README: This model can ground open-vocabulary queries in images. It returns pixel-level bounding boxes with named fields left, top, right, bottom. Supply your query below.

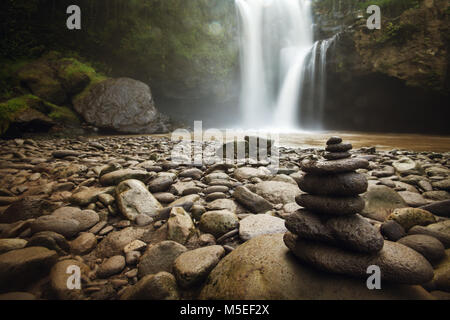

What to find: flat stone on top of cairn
left=326, top=136, right=342, bottom=145
left=285, top=136, right=434, bottom=285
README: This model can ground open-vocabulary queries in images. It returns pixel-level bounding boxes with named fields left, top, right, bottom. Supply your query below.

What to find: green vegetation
left=0, top=94, right=80, bottom=134
left=0, top=0, right=238, bottom=101
left=59, top=58, right=106, bottom=84
left=59, top=57, right=108, bottom=103
left=358, top=0, right=420, bottom=17
left=0, top=95, right=39, bottom=134
left=48, top=104, right=81, bottom=125
left=375, top=21, right=420, bottom=45
left=0, top=59, right=31, bottom=101
left=313, top=0, right=421, bottom=18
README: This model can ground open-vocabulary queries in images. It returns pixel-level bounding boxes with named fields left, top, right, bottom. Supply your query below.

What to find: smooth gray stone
left=298, top=172, right=368, bottom=196
left=296, top=194, right=365, bottom=216
left=300, top=158, right=369, bottom=175
left=325, top=143, right=352, bottom=153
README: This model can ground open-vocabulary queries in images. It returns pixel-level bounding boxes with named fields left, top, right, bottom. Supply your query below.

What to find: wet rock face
left=74, top=78, right=170, bottom=134
left=322, top=1, right=450, bottom=135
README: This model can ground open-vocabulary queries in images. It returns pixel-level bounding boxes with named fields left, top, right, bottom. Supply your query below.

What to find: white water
left=236, top=0, right=332, bottom=130
left=301, top=35, right=336, bottom=129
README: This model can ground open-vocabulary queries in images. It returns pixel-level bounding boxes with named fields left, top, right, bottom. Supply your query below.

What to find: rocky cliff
left=322, top=0, right=450, bottom=133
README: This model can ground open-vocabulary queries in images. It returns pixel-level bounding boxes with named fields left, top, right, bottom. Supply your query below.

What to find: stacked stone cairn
left=284, top=136, right=434, bottom=285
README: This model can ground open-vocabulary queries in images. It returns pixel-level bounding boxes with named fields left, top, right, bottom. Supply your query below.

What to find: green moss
left=358, top=0, right=420, bottom=17
left=375, top=22, right=419, bottom=45
left=59, top=57, right=108, bottom=104
left=58, top=57, right=107, bottom=85
left=0, top=95, right=34, bottom=134
left=48, top=105, right=81, bottom=126
left=0, top=59, right=31, bottom=100
left=0, top=94, right=80, bottom=135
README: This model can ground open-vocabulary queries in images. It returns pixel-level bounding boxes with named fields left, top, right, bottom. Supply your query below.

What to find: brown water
left=104, top=131, right=450, bottom=153
left=279, top=131, right=450, bottom=152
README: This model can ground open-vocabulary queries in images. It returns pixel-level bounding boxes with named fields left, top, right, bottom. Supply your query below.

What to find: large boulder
left=199, top=234, right=432, bottom=300
left=16, top=60, right=67, bottom=105
left=73, top=78, right=169, bottom=134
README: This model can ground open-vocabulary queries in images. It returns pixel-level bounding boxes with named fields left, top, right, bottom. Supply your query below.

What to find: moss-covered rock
left=0, top=95, right=53, bottom=135
left=330, top=0, right=449, bottom=93
left=56, top=57, right=107, bottom=98
left=17, top=59, right=67, bottom=105
left=0, top=94, right=80, bottom=136
left=2, top=1, right=239, bottom=107
left=14, top=53, right=108, bottom=106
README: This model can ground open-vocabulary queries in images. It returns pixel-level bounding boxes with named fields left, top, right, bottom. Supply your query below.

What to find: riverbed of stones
left=0, top=135, right=449, bottom=300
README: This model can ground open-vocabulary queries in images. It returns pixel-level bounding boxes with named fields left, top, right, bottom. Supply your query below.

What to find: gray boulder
left=73, top=78, right=169, bottom=133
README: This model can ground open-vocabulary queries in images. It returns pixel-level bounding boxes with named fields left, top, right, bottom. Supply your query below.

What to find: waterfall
left=235, top=0, right=332, bottom=130
left=301, top=35, right=337, bottom=129
left=235, top=0, right=269, bottom=128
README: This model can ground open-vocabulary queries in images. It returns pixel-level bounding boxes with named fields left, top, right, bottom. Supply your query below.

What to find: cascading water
left=235, top=0, right=334, bottom=130
left=301, top=34, right=337, bottom=129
